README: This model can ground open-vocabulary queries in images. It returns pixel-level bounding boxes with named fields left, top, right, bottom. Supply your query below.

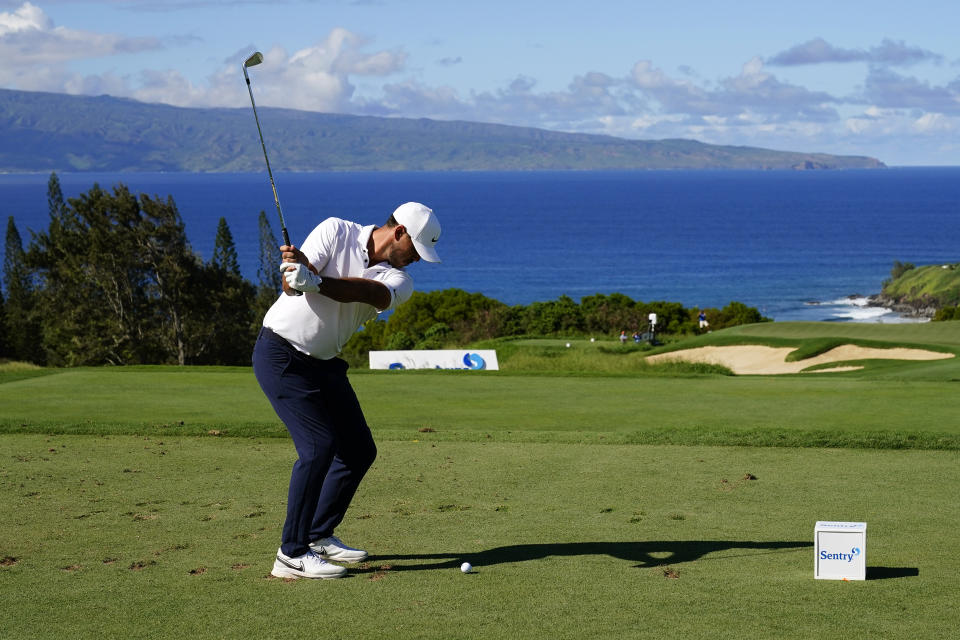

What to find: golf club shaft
left=243, top=54, right=300, bottom=296
left=243, top=70, right=291, bottom=247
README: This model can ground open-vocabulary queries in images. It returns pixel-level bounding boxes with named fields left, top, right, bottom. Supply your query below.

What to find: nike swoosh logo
left=431, top=235, right=439, bottom=243
left=277, top=556, right=304, bottom=572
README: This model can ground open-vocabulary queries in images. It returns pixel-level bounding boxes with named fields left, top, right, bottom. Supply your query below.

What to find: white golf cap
left=393, top=202, right=441, bottom=263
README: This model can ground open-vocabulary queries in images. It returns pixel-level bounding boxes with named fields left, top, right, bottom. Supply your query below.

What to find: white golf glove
left=281, top=263, right=322, bottom=293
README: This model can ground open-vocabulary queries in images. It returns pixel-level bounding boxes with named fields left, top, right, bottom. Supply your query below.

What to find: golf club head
left=244, top=52, right=264, bottom=68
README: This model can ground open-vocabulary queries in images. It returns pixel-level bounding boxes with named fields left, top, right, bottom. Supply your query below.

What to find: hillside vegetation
left=874, top=261, right=960, bottom=318
left=0, top=88, right=886, bottom=172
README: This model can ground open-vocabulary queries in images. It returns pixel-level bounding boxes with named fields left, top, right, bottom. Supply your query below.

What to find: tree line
left=2, top=174, right=279, bottom=366
left=2, top=176, right=769, bottom=367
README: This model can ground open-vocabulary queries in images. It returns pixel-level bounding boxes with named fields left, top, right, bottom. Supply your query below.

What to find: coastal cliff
left=870, top=262, right=960, bottom=318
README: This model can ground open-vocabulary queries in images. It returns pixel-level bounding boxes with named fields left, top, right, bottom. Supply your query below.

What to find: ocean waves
left=799, top=296, right=928, bottom=323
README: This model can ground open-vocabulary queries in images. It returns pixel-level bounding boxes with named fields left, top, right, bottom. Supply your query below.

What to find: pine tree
left=24, top=177, right=260, bottom=366
left=0, top=278, right=8, bottom=358
left=187, top=260, right=257, bottom=365
left=211, top=217, right=241, bottom=275
left=47, top=172, right=70, bottom=226
left=177, top=216, right=255, bottom=364
left=254, top=210, right=282, bottom=322
left=256, top=211, right=281, bottom=292
left=3, top=216, right=37, bottom=362
left=136, top=193, right=209, bottom=365
left=27, top=183, right=154, bottom=365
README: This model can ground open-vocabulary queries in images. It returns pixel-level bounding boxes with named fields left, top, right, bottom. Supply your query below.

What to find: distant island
left=0, top=88, right=886, bottom=173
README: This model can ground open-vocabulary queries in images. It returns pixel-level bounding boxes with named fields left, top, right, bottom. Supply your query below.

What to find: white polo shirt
left=263, top=217, right=414, bottom=359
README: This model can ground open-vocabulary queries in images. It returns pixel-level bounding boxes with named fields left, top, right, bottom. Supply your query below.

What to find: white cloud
left=768, top=37, right=942, bottom=67
left=0, top=1, right=50, bottom=33
left=730, top=57, right=768, bottom=89
left=231, top=32, right=407, bottom=113
left=861, top=67, right=960, bottom=113
left=0, top=5, right=405, bottom=113
left=844, top=107, right=959, bottom=139
left=630, top=60, right=675, bottom=89
left=913, top=112, right=955, bottom=133
left=0, top=2, right=160, bottom=71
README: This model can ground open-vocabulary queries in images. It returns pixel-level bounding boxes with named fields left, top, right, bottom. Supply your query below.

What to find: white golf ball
left=565, top=343, right=571, bottom=348
left=460, top=562, right=472, bottom=573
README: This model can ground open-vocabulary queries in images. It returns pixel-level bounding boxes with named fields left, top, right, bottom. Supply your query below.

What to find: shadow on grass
left=369, top=540, right=812, bottom=572
left=867, top=566, right=919, bottom=580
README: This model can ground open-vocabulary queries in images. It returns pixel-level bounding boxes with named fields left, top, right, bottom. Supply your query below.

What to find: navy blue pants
left=253, top=328, right=377, bottom=557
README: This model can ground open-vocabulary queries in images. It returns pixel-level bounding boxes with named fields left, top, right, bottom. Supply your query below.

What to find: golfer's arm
left=315, top=276, right=391, bottom=309
left=279, top=245, right=390, bottom=308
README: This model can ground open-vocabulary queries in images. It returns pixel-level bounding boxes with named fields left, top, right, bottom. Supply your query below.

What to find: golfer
left=253, top=202, right=441, bottom=579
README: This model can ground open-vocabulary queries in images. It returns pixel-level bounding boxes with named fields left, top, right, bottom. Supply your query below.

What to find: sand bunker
left=646, top=344, right=954, bottom=375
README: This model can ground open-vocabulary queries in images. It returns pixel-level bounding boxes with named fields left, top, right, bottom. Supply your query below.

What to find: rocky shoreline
left=867, top=293, right=938, bottom=319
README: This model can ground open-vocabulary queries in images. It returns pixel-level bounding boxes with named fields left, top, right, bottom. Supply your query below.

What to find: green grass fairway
left=725, top=320, right=960, bottom=347
left=1, top=434, right=956, bottom=639
left=1, top=364, right=958, bottom=449
left=3, top=321, right=959, bottom=638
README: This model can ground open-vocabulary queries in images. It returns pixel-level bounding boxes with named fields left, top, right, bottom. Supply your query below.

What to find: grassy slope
left=722, top=320, right=960, bottom=346
left=881, top=264, right=960, bottom=306
left=2, top=322, right=959, bottom=449
left=0, top=365, right=958, bottom=449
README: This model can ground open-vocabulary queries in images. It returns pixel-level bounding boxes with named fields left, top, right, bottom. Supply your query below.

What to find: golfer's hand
left=282, top=262, right=322, bottom=293
left=280, top=245, right=319, bottom=274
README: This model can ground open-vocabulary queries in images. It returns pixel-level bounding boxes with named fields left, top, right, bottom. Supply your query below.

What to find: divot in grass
left=660, top=567, right=680, bottom=579
left=264, top=573, right=297, bottom=583
left=369, top=564, right=392, bottom=581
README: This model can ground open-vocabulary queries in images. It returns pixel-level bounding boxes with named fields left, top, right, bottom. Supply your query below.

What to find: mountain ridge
left=0, top=88, right=886, bottom=172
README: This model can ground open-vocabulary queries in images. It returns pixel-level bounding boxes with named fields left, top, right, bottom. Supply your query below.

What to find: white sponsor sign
left=815, top=521, right=867, bottom=580
left=369, top=350, right=499, bottom=371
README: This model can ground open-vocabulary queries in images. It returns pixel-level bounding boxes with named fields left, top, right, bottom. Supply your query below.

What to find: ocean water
left=2, top=168, right=959, bottom=322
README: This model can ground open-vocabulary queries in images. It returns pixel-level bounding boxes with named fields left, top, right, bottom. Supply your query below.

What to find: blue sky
left=1, top=0, right=958, bottom=165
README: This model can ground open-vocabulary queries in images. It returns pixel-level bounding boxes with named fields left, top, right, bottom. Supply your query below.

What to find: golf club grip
left=280, top=227, right=303, bottom=297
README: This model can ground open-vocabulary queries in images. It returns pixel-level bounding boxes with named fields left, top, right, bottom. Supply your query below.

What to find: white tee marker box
left=815, top=521, right=867, bottom=580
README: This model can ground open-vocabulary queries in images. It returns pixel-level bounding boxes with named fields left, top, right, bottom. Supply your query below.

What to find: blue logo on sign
left=462, top=353, right=486, bottom=370
left=820, top=547, right=861, bottom=563
left=389, top=362, right=405, bottom=370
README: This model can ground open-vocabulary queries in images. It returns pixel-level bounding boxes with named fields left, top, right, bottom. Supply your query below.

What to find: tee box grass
left=1, top=436, right=957, bottom=639
left=1, top=320, right=959, bottom=638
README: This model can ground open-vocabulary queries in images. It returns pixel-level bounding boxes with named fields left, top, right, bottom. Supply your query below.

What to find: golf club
left=242, top=51, right=301, bottom=295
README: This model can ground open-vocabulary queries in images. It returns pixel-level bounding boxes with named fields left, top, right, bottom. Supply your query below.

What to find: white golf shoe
left=271, top=548, right=347, bottom=579
left=309, top=535, right=369, bottom=563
